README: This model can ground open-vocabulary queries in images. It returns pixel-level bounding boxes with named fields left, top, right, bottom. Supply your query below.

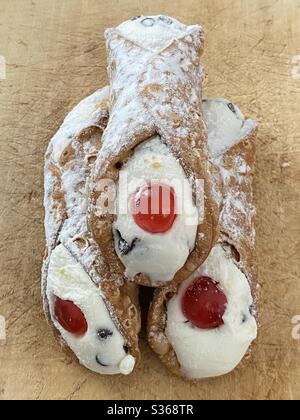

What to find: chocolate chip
left=97, top=329, right=113, bottom=340
left=159, top=16, right=173, bottom=25
left=227, top=102, right=236, bottom=114
left=132, top=16, right=141, bottom=21
left=96, top=355, right=109, bottom=367
left=249, top=304, right=256, bottom=317
left=116, top=230, right=139, bottom=255
left=115, top=161, right=123, bottom=170
left=141, top=17, right=155, bottom=27
left=123, top=345, right=129, bottom=353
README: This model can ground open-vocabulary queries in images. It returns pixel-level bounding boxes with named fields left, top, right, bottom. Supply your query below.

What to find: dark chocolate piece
left=97, top=329, right=113, bottom=340
left=159, top=16, right=173, bottom=25
left=227, top=102, right=236, bottom=114
left=242, top=314, right=248, bottom=323
left=116, top=230, right=139, bottom=255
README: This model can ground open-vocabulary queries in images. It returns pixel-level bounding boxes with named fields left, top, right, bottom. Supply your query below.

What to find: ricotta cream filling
left=114, top=137, right=198, bottom=285
left=166, top=245, right=257, bottom=379
left=46, top=244, right=135, bottom=375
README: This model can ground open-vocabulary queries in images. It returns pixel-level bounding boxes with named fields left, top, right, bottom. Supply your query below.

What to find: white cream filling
left=166, top=244, right=257, bottom=379
left=46, top=244, right=135, bottom=375
left=117, top=15, right=199, bottom=52
left=203, top=99, right=256, bottom=158
left=114, top=137, right=198, bottom=285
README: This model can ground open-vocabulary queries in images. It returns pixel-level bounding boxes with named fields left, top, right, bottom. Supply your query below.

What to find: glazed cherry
left=54, top=296, right=88, bottom=336
left=130, top=183, right=176, bottom=234
left=182, top=276, right=228, bottom=329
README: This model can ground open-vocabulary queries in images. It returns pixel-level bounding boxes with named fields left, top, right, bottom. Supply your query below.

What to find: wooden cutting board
left=0, top=0, right=299, bottom=400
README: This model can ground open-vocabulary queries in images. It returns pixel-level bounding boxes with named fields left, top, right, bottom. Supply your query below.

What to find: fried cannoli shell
left=43, top=88, right=140, bottom=367
left=147, top=123, right=258, bottom=379
left=88, top=27, right=219, bottom=287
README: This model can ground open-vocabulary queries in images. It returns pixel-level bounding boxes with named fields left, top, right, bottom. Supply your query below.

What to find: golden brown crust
left=219, top=128, right=258, bottom=295
left=147, top=127, right=258, bottom=379
left=88, top=28, right=219, bottom=287
left=43, top=94, right=141, bottom=369
left=147, top=287, right=182, bottom=378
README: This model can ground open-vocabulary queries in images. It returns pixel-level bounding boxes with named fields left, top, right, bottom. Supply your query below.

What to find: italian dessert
left=43, top=15, right=258, bottom=379
left=43, top=87, right=140, bottom=375
left=147, top=99, right=258, bottom=379
left=88, top=15, right=219, bottom=287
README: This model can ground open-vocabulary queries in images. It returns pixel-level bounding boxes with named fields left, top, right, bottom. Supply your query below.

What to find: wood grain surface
left=0, top=0, right=300, bottom=400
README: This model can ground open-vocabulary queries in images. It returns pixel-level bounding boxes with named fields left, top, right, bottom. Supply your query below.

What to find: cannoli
left=147, top=99, right=258, bottom=379
left=42, top=87, right=140, bottom=375
left=88, top=16, right=219, bottom=287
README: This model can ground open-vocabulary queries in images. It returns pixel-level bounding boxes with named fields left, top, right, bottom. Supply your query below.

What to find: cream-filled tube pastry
left=42, top=87, right=140, bottom=375
left=88, top=16, right=219, bottom=287
left=147, top=99, right=258, bottom=379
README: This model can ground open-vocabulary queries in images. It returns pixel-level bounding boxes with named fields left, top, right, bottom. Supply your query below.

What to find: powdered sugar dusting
left=44, top=88, right=109, bottom=285
left=204, top=99, right=257, bottom=250
left=218, top=146, right=256, bottom=249
left=203, top=99, right=256, bottom=158
left=44, top=166, right=64, bottom=249
left=94, top=21, right=205, bottom=171
left=50, top=87, right=109, bottom=163
left=117, top=16, right=200, bottom=53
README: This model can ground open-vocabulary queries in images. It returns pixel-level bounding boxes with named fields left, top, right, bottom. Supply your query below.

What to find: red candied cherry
left=130, top=183, right=176, bottom=234
left=54, top=296, right=88, bottom=336
left=182, top=276, right=228, bottom=329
